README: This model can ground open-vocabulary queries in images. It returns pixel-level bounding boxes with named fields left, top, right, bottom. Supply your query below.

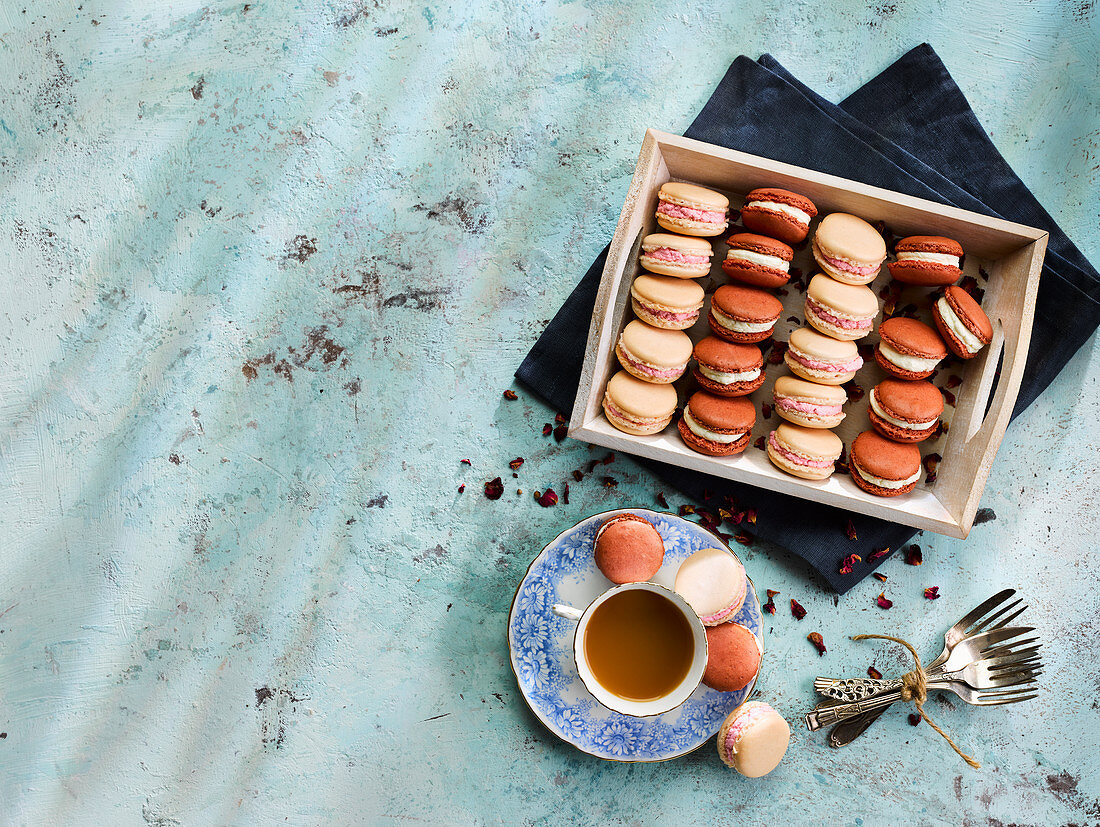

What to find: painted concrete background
left=0, top=0, right=1097, bottom=823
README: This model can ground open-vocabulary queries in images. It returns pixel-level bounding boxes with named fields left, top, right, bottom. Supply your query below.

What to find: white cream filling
left=724, top=249, right=790, bottom=272
left=897, top=251, right=960, bottom=266
left=683, top=409, right=744, bottom=444
left=869, top=390, right=937, bottom=430
left=936, top=297, right=984, bottom=354
left=698, top=364, right=761, bottom=384
left=711, top=306, right=775, bottom=333
left=746, top=200, right=811, bottom=225
left=854, top=461, right=922, bottom=489
left=879, top=341, right=940, bottom=372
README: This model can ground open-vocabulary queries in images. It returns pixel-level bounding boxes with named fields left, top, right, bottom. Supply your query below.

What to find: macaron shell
left=728, top=711, right=791, bottom=778
left=709, top=284, right=783, bottom=343
left=658, top=182, right=730, bottom=210
left=721, top=234, right=793, bottom=288
left=870, top=379, right=943, bottom=442
left=773, top=376, right=847, bottom=428
left=593, top=514, right=665, bottom=584
left=740, top=189, right=817, bottom=245
left=693, top=367, right=766, bottom=397
left=850, top=460, right=918, bottom=497
left=807, top=274, right=880, bottom=317
left=868, top=407, right=938, bottom=443
left=702, top=622, right=761, bottom=692
left=876, top=317, right=946, bottom=379
left=631, top=274, right=705, bottom=330
left=602, top=371, right=677, bottom=434
left=812, top=213, right=887, bottom=267
left=640, top=233, right=713, bottom=278
left=849, top=429, right=922, bottom=493
left=934, top=286, right=993, bottom=359
left=673, top=547, right=747, bottom=622
left=887, top=258, right=961, bottom=287
left=678, top=419, right=751, bottom=456
left=895, top=235, right=964, bottom=256
left=686, top=391, right=757, bottom=432
left=618, top=320, right=693, bottom=367
left=692, top=337, right=766, bottom=395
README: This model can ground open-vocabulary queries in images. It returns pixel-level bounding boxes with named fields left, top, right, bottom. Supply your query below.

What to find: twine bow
left=853, top=633, right=981, bottom=769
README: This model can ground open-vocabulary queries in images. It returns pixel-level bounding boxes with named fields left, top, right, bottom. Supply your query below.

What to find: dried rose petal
left=761, top=402, right=773, bottom=419
left=946, top=374, right=963, bottom=389
left=924, top=453, right=941, bottom=484
left=601, top=476, right=618, bottom=488
left=786, top=315, right=800, bottom=324
left=460, top=459, right=472, bottom=466
left=656, top=492, right=669, bottom=509
left=553, top=425, right=568, bottom=442
left=836, top=445, right=849, bottom=474
left=535, top=488, right=558, bottom=507
left=775, top=287, right=789, bottom=297
left=869, top=545, right=891, bottom=562
left=702, top=488, right=713, bottom=501
left=555, top=413, right=567, bottom=425
left=845, top=519, right=858, bottom=541
left=791, top=599, right=807, bottom=620
left=868, top=666, right=883, bottom=680
left=754, top=435, right=766, bottom=450
left=898, top=303, right=920, bottom=319
left=745, top=508, right=757, bottom=525
left=808, top=632, right=827, bottom=656
left=602, top=452, right=615, bottom=465
left=562, top=483, right=570, bottom=505
left=857, top=343, right=875, bottom=362
left=876, top=592, right=893, bottom=610
left=484, top=478, right=504, bottom=499
left=572, top=470, right=584, bottom=482
left=904, top=544, right=923, bottom=566
left=959, top=275, right=980, bottom=296
left=924, top=586, right=940, bottom=600
left=843, top=381, right=865, bottom=403
left=502, top=389, right=518, bottom=400
left=872, top=572, right=888, bottom=582
left=763, top=589, right=779, bottom=615
left=509, top=457, right=524, bottom=471
left=734, top=531, right=753, bottom=546
left=767, top=341, right=787, bottom=365
left=458, top=484, right=465, bottom=493
left=974, top=507, right=996, bottom=525
left=839, top=553, right=862, bottom=575
left=679, top=504, right=696, bottom=516
left=908, top=713, right=921, bottom=727
left=585, top=459, right=600, bottom=473
left=542, top=424, right=552, bottom=437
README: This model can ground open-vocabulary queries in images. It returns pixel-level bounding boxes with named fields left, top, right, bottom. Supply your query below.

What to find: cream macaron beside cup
left=717, top=702, right=791, bottom=777
left=614, top=320, right=692, bottom=385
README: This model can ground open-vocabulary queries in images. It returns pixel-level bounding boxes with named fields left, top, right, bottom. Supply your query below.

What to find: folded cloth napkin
left=516, top=44, right=1100, bottom=593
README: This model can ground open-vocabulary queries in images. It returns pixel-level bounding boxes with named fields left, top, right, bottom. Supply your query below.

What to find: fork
left=826, top=589, right=1027, bottom=746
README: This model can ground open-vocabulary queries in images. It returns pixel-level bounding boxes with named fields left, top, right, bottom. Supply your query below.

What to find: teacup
left=552, top=581, right=708, bottom=717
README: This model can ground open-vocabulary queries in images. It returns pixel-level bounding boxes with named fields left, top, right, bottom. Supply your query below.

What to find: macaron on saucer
left=721, top=233, right=794, bottom=288
left=508, top=509, right=764, bottom=763
left=738, top=187, right=818, bottom=245
left=702, top=621, right=761, bottom=692
left=674, top=547, right=748, bottom=626
left=655, top=182, right=729, bottom=237
left=772, top=375, right=847, bottom=429
left=691, top=336, right=765, bottom=397
left=784, top=326, right=864, bottom=385
left=716, top=702, right=791, bottom=777
left=614, top=320, right=692, bottom=385
left=804, top=274, right=879, bottom=341
left=677, top=391, right=756, bottom=457
left=933, top=285, right=993, bottom=359
left=630, top=274, right=706, bottom=331
left=869, top=379, right=944, bottom=443
left=875, top=317, right=948, bottom=380
left=887, top=236, right=964, bottom=286
left=593, top=513, right=665, bottom=584
left=639, top=233, right=714, bottom=278
left=708, top=284, right=783, bottom=344
left=849, top=430, right=922, bottom=497
left=766, top=422, right=843, bottom=480
left=601, top=370, right=677, bottom=436
left=811, top=213, right=887, bottom=285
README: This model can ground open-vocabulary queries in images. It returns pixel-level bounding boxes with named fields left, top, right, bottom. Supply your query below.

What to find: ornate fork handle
left=805, top=682, right=948, bottom=731
left=813, top=676, right=904, bottom=702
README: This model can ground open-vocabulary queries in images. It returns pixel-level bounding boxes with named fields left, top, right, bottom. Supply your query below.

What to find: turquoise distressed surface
left=1, top=0, right=1097, bottom=822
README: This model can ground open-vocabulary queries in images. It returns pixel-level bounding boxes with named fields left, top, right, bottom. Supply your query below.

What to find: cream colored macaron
left=784, top=326, right=865, bottom=385
left=716, top=701, right=791, bottom=777
left=639, top=233, right=713, bottom=278
left=804, top=274, right=879, bottom=341
left=655, top=182, right=729, bottom=237
left=630, top=274, right=705, bottom=330
left=601, top=370, right=678, bottom=435
left=773, top=375, right=847, bottom=428
left=614, top=320, right=692, bottom=385
left=812, top=213, right=887, bottom=285
left=766, top=422, right=843, bottom=480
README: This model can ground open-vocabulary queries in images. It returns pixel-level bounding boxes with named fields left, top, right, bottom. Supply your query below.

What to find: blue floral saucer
left=507, top=508, right=764, bottom=762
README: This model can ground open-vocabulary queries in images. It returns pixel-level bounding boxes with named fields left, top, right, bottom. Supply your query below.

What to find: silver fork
left=826, top=589, right=1027, bottom=746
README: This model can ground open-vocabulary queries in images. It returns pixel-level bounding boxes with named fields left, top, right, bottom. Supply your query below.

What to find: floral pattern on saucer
left=508, top=509, right=764, bottom=762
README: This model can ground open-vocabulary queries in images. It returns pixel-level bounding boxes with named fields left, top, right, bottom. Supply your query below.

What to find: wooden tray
left=568, top=130, right=1047, bottom=539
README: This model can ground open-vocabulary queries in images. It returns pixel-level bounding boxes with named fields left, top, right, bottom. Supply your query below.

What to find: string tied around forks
left=853, top=633, right=981, bottom=769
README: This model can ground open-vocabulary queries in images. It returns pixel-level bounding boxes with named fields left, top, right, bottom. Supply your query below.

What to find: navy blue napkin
left=516, top=45, right=1100, bottom=594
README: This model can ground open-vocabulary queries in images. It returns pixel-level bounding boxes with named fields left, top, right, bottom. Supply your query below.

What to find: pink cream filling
left=775, top=398, right=843, bottom=416
left=723, top=703, right=772, bottom=760
left=644, top=247, right=709, bottom=264
left=619, top=350, right=685, bottom=380
left=701, top=599, right=742, bottom=625
left=787, top=348, right=864, bottom=373
left=768, top=432, right=835, bottom=468
left=807, top=299, right=872, bottom=330
left=605, top=400, right=662, bottom=427
left=657, top=201, right=725, bottom=224
left=822, top=253, right=880, bottom=276
left=637, top=302, right=698, bottom=322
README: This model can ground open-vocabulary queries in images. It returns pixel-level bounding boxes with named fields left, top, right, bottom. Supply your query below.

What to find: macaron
left=804, top=274, right=879, bottom=341
left=630, top=274, right=705, bottom=331
left=772, top=375, right=847, bottom=429
left=739, top=188, right=818, bottom=245
left=708, top=284, right=783, bottom=344
left=869, top=379, right=944, bottom=443
left=655, top=182, right=729, bottom=237
left=702, top=622, right=761, bottom=692
left=615, top=320, right=693, bottom=385
left=887, top=236, right=964, bottom=286
left=933, top=285, right=993, bottom=359
left=784, top=326, right=864, bottom=385
left=716, top=702, right=791, bottom=778
left=593, top=513, right=665, bottom=584
left=811, top=213, right=887, bottom=285
left=849, top=430, right=923, bottom=497
left=875, top=317, right=947, bottom=380
left=639, top=233, right=714, bottom=278
left=602, top=370, right=677, bottom=436
left=721, top=233, right=794, bottom=288
left=766, top=422, right=843, bottom=481
left=677, top=392, right=756, bottom=457
left=674, top=547, right=747, bottom=626
left=691, top=336, right=765, bottom=397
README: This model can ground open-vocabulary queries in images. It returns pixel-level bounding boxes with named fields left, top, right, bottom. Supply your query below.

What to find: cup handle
left=551, top=603, right=583, bottom=622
